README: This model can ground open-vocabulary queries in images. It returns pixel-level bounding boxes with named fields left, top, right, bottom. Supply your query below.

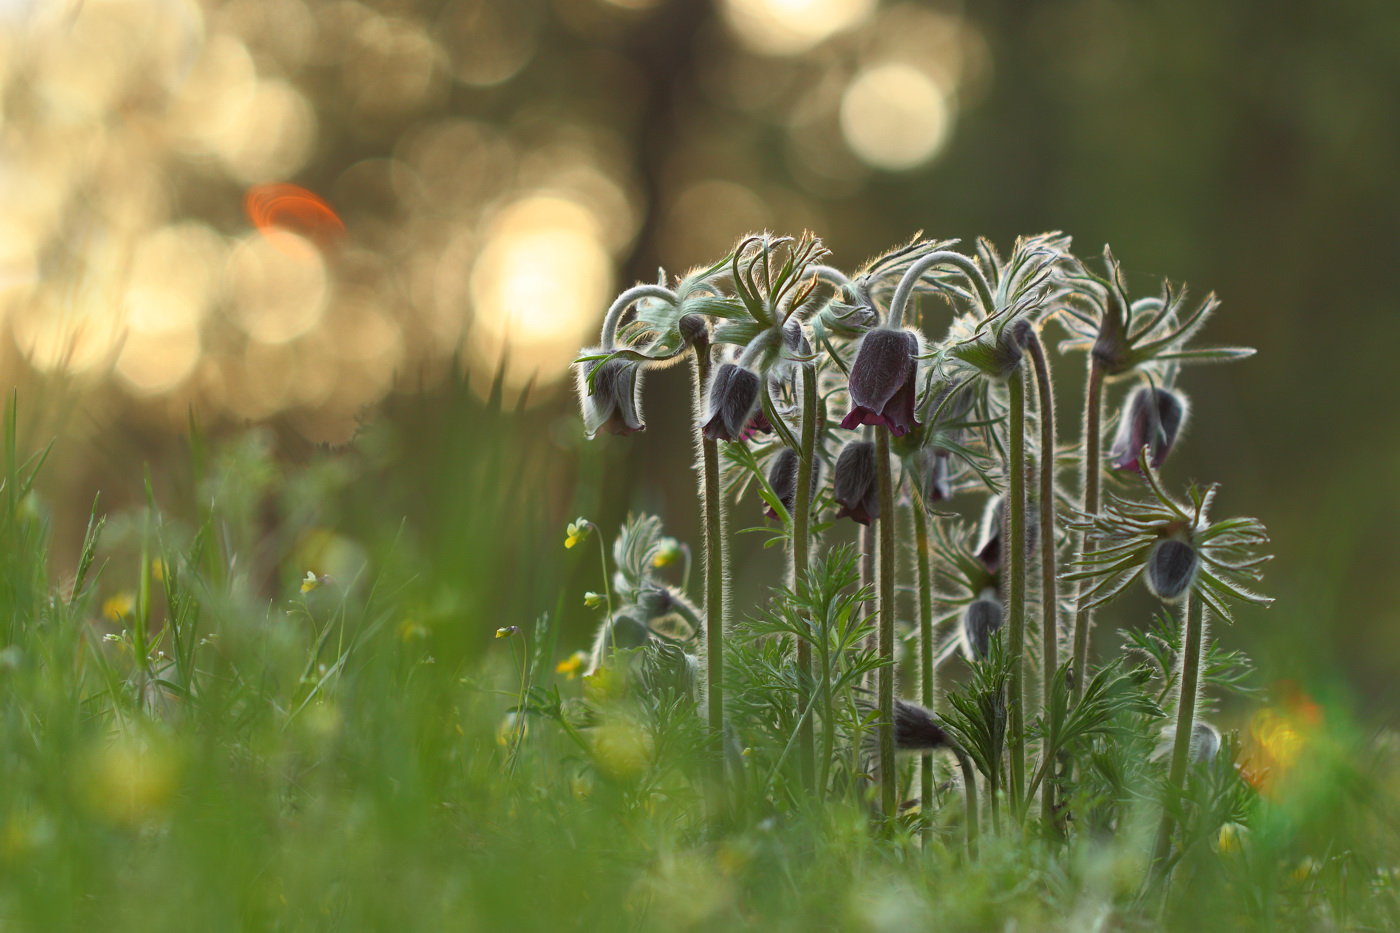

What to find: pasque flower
left=1064, top=455, right=1272, bottom=621
left=575, top=353, right=645, bottom=438
left=841, top=327, right=922, bottom=437
left=764, top=448, right=823, bottom=520
left=962, top=588, right=1003, bottom=661
left=701, top=363, right=761, bottom=442
left=1109, top=386, right=1187, bottom=473
left=832, top=440, right=880, bottom=525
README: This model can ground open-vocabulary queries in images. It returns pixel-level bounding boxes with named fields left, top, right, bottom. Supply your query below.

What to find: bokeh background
left=4, top=0, right=1399, bottom=712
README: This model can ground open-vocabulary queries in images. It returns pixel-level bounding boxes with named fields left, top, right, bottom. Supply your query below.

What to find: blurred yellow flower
left=102, top=592, right=134, bottom=622
left=495, top=626, right=520, bottom=639
left=79, top=735, right=182, bottom=826
left=150, top=559, right=165, bottom=582
left=555, top=650, right=588, bottom=680
left=591, top=717, right=652, bottom=780
left=652, top=538, right=682, bottom=567
left=397, top=619, right=429, bottom=642
left=1217, top=822, right=1246, bottom=855
left=300, top=571, right=323, bottom=593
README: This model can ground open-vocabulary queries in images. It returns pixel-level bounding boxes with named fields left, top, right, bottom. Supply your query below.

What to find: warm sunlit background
left=6, top=0, right=1400, bottom=712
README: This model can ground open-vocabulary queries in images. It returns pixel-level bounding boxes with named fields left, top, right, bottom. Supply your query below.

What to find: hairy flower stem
left=911, top=497, right=935, bottom=845
left=1152, top=592, right=1203, bottom=875
left=693, top=347, right=727, bottom=814
left=1070, top=360, right=1105, bottom=701
left=793, top=365, right=819, bottom=793
left=946, top=737, right=980, bottom=858
left=876, top=429, right=898, bottom=827
left=1006, top=366, right=1028, bottom=816
left=1026, top=334, right=1058, bottom=826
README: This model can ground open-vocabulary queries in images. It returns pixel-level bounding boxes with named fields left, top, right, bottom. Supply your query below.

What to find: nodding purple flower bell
left=575, top=354, right=645, bottom=439
left=832, top=440, right=879, bottom=525
left=891, top=698, right=952, bottom=751
left=1145, top=536, right=1197, bottom=602
left=841, top=327, right=921, bottom=437
left=974, top=494, right=1040, bottom=575
left=701, top=363, right=761, bottom=442
left=764, top=448, right=823, bottom=520
left=1109, top=386, right=1187, bottom=473
left=963, top=588, right=1003, bottom=660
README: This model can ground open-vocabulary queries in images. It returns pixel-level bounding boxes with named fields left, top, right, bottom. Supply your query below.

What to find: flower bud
left=974, top=495, right=1039, bottom=575
left=840, top=327, right=922, bottom=437
left=586, top=611, right=652, bottom=673
left=764, top=448, right=823, bottom=520
left=1150, top=720, right=1221, bottom=764
left=1108, top=386, right=1187, bottom=473
left=701, top=363, right=761, bottom=442
left=832, top=440, right=879, bottom=525
left=1145, top=537, right=1197, bottom=602
left=678, top=313, right=709, bottom=349
left=575, top=353, right=645, bottom=439
left=963, top=588, right=1003, bottom=660
left=891, top=699, right=951, bottom=751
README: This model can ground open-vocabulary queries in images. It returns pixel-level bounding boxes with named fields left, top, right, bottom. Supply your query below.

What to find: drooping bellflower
left=841, top=327, right=922, bottom=437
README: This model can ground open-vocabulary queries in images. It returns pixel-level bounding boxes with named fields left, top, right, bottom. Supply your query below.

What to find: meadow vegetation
left=0, top=234, right=1397, bottom=932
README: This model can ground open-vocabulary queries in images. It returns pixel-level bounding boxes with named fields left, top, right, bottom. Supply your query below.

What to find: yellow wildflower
left=565, top=519, right=591, bottom=549
left=300, top=571, right=324, bottom=594
left=555, top=650, right=588, bottom=680
left=495, top=626, right=521, bottom=639
left=150, top=559, right=165, bottom=582
left=102, top=592, right=134, bottom=622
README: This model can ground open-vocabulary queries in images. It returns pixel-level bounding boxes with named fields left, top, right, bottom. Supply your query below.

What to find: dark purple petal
left=843, top=327, right=922, bottom=436
left=764, top=450, right=822, bottom=519
left=832, top=440, right=879, bottom=525
left=701, top=364, right=761, bottom=442
left=1109, top=386, right=1186, bottom=473
left=740, top=410, right=773, bottom=441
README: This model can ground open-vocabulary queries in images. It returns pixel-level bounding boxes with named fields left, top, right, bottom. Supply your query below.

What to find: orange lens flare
left=244, top=184, right=344, bottom=256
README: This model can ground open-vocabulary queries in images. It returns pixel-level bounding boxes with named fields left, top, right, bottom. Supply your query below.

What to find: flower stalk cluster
left=568, top=230, right=1268, bottom=876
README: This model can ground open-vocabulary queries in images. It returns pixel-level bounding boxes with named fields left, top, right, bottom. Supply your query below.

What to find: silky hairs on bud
left=974, top=494, right=1039, bottom=575
left=963, top=588, right=1003, bottom=660
left=575, top=352, right=645, bottom=439
left=832, top=440, right=880, bottom=525
left=1145, top=537, right=1198, bottom=602
left=701, top=363, right=762, bottom=442
left=765, top=447, right=823, bottom=520
left=1109, top=385, right=1188, bottom=473
left=841, top=327, right=922, bottom=437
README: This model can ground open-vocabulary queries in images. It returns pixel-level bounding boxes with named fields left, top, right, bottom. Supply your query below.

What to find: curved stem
left=805, top=264, right=854, bottom=291
left=911, top=496, right=935, bottom=846
left=887, top=251, right=997, bottom=329
left=736, top=330, right=775, bottom=370
left=602, top=284, right=676, bottom=348
left=693, top=346, right=727, bottom=816
left=793, top=365, right=819, bottom=792
left=1006, top=365, right=1027, bottom=816
left=876, top=429, right=898, bottom=827
left=1071, top=360, right=1105, bottom=700
left=1152, top=592, right=1202, bottom=876
left=1026, top=334, right=1058, bottom=826
left=945, top=738, right=980, bottom=858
